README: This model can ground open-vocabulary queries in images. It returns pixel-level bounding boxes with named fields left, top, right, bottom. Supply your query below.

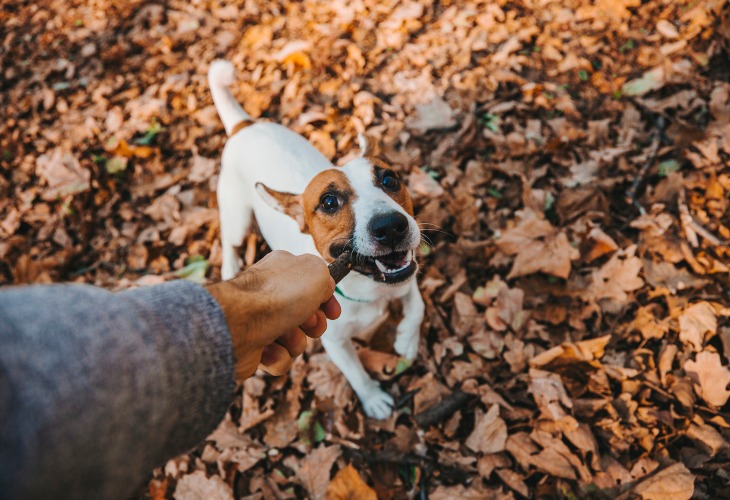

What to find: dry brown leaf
left=35, top=148, right=90, bottom=200
left=406, top=96, right=456, bottom=131
left=297, top=445, right=342, bottom=500
left=496, top=209, right=579, bottom=279
left=684, top=351, right=730, bottom=408
left=686, top=422, right=728, bottom=456
left=679, top=302, right=717, bottom=351
left=485, top=285, right=527, bottom=332
left=583, top=226, right=619, bottom=262
left=590, top=245, right=644, bottom=311
left=326, top=464, right=377, bottom=500
left=466, top=404, right=508, bottom=453
left=173, top=471, right=233, bottom=500
left=529, top=368, right=573, bottom=420
left=189, top=154, right=217, bottom=183
left=408, top=166, right=445, bottom=198
left=629, top=462, right=694, bottom=500
left=630, top=306, right=669, bottom=341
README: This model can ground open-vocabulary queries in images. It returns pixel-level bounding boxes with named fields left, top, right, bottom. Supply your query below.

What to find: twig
left=415, top=391, right=475, bottom=428
left=625, top=116, right=665, bottom=214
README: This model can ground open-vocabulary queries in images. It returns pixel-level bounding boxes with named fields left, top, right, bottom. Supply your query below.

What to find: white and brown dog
left=208, top=60, right=424, bottom=419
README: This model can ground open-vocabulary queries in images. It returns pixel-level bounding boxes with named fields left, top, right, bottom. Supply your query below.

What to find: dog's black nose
left=368, top=212, right=409, bottom=247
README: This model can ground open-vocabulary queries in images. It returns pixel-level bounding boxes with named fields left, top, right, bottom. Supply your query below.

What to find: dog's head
left=256, top=137, right=420, bottom=285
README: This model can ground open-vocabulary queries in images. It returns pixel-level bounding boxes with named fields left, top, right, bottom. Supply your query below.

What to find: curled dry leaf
left=684, top=351, right=730, bottom=408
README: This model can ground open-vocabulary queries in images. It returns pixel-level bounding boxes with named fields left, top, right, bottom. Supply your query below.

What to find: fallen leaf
left=173, top=471, right=233, bottom=500
left=684, top=351, right=730, bottom=408
left=496, top=209, right=579, bottom=279
left=590, top=245, right=644, bottom=312
left=466, top=404, right=508, bottom=454
left=679, top=302, right=717, bottom=351
left=326, top=464, right=377, bottom=500
left=35, top=148, right=90, bottom=200
left=629, top=462, right=694, bottom=500
left=189, top=154, right=217, bottom=183
left=686, top=422, right=728, bottom=456
left=298, top=445, right=342, bottom=500
left=406, top=96, right=456, bottom=131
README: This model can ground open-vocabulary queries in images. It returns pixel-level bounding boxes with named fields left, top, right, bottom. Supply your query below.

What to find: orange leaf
left=327, top=465, right=377, bottom=500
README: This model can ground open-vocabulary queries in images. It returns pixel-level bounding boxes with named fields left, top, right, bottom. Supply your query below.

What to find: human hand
left=206, top=251, right=341, bottom=379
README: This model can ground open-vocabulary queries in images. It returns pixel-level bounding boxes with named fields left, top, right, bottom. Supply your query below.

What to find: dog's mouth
left=349, top=249, right=417, bottom=284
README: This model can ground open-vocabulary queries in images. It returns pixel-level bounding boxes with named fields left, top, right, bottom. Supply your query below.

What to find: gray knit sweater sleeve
left=0, top=280, right=236, bottom=500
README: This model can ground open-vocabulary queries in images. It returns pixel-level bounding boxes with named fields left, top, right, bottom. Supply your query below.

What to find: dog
left=208, top=60, right=424, bottom=419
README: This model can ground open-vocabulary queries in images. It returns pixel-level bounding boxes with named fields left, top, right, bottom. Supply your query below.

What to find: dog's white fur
left=209, top=60, right=424, bottom=419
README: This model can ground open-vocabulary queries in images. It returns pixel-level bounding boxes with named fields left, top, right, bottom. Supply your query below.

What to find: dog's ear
left=358, top=133, right=382, bottom=157
left=255, top=183, right=308, bottom=233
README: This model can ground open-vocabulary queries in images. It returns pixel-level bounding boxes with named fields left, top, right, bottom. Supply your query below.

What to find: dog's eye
left=381, top=171, right=400, bottom=191
left=319, top=193, right=339, bottom=212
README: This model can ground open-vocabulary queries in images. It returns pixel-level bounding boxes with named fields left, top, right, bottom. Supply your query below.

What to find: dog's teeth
left=375, top=259, right=388, bottom=273
left=406, top=250, right=413, bottom=261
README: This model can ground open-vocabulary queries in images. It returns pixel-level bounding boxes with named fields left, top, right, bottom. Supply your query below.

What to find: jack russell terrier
left=208, top=60, right=425, bottom=419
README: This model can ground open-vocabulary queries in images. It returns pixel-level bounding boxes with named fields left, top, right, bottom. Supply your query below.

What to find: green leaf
left=619, top=39, right=635, bottom=53
left=487, top=186, right=503, bottom=199
left=297, top=410, right=325, bottom=446
left=312, top=421, right=326, bottom=444
left=105, top=156, right=127, bottom=174
left=134, top=118, right=164, bottom=145
left=419, top=241, right=432, bottom=257
left=658, top=159, right=680, bottom=176
left=395, top=358, right=412, bottom=376
left=544, top=192, right=555, bottom=211
left=479, top=113, right=502, bottom=133
left=175, top=257, right=209, bottom=284
left=578, top=70, right=588, bottom=81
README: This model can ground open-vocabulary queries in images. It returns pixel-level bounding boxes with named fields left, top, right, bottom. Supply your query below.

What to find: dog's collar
left=334, top=286, right=373, bottom=303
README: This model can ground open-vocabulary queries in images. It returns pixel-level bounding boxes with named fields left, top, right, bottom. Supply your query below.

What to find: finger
left=300, top=309, right=328, bottom=339
left=260, top=343, right=293, bottom=376
left=321, top=295, right=341, bottom=320
left=302, top=313, right=318, bottom=329
left=276, top=327, right=308, bottom=358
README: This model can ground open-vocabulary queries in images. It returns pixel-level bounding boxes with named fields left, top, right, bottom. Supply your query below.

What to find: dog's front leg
left=321, top=332, right=394, bottom=419
left=393, top=280, right=425, bottom=361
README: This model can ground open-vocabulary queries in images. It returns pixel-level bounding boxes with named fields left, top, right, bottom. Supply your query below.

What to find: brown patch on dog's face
left=366, top=157, right=414, bottom=216
left=300, top=169, right=356, bottom=262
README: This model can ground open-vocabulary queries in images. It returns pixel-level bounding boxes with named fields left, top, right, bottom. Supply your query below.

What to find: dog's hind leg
left=217, top=165, right=252, bottom=280
left=321, top=333, right=394, bottom=419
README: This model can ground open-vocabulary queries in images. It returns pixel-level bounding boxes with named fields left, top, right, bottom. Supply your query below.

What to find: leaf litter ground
left=2, top=0, right=730, bottom=498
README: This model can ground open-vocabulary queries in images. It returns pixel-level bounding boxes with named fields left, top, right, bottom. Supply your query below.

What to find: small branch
left=625, top=116, right=665, bottom=214
left=415, top=391, right=475, bottom=428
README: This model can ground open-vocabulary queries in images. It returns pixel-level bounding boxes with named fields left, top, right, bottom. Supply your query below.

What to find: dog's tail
left=208, top=60, right=253, bottom=136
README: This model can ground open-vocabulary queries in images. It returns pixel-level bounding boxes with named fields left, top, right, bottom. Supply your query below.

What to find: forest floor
left=2, top=0, right=730, bottom=498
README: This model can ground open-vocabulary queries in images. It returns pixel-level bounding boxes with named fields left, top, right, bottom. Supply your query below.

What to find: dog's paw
left=394, top=332, right=419, bottom=361
left=360, top=386, right=394, bottom=420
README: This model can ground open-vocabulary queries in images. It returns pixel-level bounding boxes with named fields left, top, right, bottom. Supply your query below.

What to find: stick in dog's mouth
left=350, top=249, right=417, bottom=283
left=328, top=250, right=354, bottom=284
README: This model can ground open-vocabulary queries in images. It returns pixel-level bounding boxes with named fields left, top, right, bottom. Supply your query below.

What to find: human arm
left=0, top=251, right=338, bottom=500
